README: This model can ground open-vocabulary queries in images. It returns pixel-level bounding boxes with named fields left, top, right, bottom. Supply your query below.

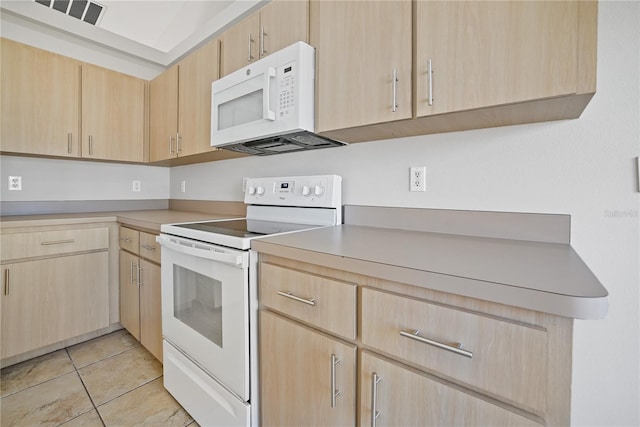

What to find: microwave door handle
left=263, top=67, right=276, bottom=121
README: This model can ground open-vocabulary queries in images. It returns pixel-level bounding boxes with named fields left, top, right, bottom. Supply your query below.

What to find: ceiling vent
left=35, top=0, right=106, bottom=26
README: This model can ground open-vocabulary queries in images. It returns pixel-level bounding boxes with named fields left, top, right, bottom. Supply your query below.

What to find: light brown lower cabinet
left=1, top=252, right=109, bottom=360
left=360, top=351, right=541, bottom=427
left=260, top=310, right=356, bottom=427
left=258, top=255, right=572, bottom=426
left=119, top=227, right=162, bottom=362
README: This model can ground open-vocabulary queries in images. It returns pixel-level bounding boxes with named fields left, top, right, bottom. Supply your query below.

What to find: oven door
left=157, top=234, right=250, bottom=400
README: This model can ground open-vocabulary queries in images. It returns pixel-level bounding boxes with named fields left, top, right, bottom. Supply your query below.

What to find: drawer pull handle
left=277, top=290, right=315, bottom=306
left=4, top=269, right=9, bottom=296
left=331, top=354, right=341, bottom=408
left=400, top=329, right=473, bottom=358
left=141, top=244, right=156, bottom=251
left=120, top=237, right=132, bottom=243
left=41, top=239, right=75, bottom=246
left=371, top=372, right=381, bottom=427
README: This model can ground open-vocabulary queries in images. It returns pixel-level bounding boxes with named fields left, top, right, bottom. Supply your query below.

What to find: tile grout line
left=65, top=347, right=107, bottom=427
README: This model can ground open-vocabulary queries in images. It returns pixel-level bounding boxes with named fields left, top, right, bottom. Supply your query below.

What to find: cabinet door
left=415, top=1, right=578, bottom=117
left=149, top=65, right=179, bottom=162
left=310, top=1, right=412, bottom=132
left=1, top=39, right=80, bottom=157
left=139, top=259, right=162, bottom=362
left=119, top=250, right=140, bottom=340
left=177, top=39, right=219, bottom=157
left=259, top=0, right=309, bottom=59
left=220, top=13, right=261, bottom=77
left=360, top=352, right=541, bottom=427
left=260, top=310, right=356, bottom=427
left=1, top=253, right=109, bottom=359
left=81, top=65, right=145, bottom=162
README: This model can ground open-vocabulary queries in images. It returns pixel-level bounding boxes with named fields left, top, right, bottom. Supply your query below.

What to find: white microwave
left=210, top=41, right=345, bottom=156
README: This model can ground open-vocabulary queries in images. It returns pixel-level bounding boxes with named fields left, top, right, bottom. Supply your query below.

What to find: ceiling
left=0, top=0, right=266, bottom=66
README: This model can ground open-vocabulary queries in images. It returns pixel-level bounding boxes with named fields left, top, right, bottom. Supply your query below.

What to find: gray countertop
left=251, top=224, right=609, bottom=320
left=0, top=210, right=236, bottom=232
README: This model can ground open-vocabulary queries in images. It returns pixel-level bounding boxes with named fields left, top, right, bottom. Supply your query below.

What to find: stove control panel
left=245, top=175, right=342, bottom=208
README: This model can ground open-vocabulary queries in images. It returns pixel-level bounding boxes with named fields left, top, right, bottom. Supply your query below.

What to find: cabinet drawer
left=139, top=231, right=160, bottom=264
left=119, top=226, right=139, bottom=254
left=260, top=263, right=357, bottom=340
left=361, top=287, right=547, bottom=413
left=1, top=227, right=108, bottom=261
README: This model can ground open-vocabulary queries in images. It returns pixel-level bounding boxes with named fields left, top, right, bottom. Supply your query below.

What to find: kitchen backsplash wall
left=0, top=155, right=170, bottom=203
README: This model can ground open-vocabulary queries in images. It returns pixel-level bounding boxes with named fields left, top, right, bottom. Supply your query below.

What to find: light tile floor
left=0, top=330, right=197, bottom=427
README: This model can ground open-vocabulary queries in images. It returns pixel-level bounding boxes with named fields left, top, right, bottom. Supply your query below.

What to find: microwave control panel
left=277, top=61, right=296, bottom=119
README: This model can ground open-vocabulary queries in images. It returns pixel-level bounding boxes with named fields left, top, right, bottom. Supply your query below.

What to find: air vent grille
left=35, top=0, right=105, bottom=26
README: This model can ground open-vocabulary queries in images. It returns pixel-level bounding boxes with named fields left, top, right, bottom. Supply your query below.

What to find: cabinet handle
left=331, top=354, right=341, bottom=408
left=137, top=264, right=143, bottom=287
left=371, top=372, right=381, bottom=427
left=427, top=59, right=434, bottom=106
left=130, top=261, right=136, bottom=285
left=247, top=33, right=255, bottom=62
left=41, top=239, right=75, bottom=246
left=88, top=135, right=94, bottom=155
left=169, top=135, right=175, bottom=155
left=141, top=244, right=156, bottom=251
left=120, top=237, right=132, bottom=243
left=400, top=329, right=473, bottom=358
left=4, top=269, right=9, bottom=296
left=277, top=290, right=315, bottom=306
left=260, top=26, right=266, bottom=57
left=176, top=132, right=182, bottom=153
left=67, top=133, right=73, bottom=154
left=392, top=68, right=398, bottom=112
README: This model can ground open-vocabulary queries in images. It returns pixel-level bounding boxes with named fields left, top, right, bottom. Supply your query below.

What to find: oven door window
left=173, top=265, right=223, bottom=348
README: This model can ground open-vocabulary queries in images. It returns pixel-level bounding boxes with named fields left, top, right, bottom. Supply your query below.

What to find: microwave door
left=212, top=68, right=276, bottom=147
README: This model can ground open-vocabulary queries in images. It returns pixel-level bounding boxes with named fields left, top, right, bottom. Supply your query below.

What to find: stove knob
left=256, top=186, right=265, bottom=195
left=248, top=186, right=256, bottom=195
left=314, top=185, right=324, bottom=196
left=302, top=186, right=311, bottom=196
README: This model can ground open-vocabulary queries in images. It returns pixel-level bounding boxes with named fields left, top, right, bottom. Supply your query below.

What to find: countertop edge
left=252, top=239, right=609, bottom=320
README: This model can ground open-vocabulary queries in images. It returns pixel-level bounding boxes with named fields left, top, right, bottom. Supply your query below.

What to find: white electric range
left=156, top=175, right=342, bottom=427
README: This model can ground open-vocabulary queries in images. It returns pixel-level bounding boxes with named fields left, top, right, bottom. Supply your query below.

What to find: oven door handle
left=157, top=235, right=244, bottom=266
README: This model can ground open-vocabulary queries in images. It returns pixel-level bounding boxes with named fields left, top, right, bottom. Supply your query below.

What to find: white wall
left=170, top=2, right=640, bottom=425
left=0, top=156, right=169, bottom=201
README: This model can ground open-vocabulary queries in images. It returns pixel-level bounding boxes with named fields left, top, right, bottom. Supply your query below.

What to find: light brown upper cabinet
left=415, top=1, right=587, bottom=117
left=1, top=38, right=80, bottom=157
left=220, top=0, right=309, bottom=77
left=310, top=0, right=412, bottom=133
left=149, top=39, right=219, bottom=162
left=81, top=65, right=145, bottom=162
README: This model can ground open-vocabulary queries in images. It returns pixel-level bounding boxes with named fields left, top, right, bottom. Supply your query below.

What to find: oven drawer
left=260, top=263, right=357, bottom=340
left=163, top=341, right=250, bottom=427
left=361, top=287, right=548, bottom=413
left=1, top=227, right=108, bottom=261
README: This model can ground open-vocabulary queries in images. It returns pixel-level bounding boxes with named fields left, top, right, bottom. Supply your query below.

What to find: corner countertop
left=251, top=224, right=609, bottom=320
left=0, top=210, right=240, bottom=233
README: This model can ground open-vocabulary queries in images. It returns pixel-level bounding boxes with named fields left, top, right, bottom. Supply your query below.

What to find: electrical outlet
left=132, top=180, right=141, bottom=192
left=409, top=167, right=426, bottom=192
left=8, top=176, right=22, bottom=191
left=180, top=181, right=186, bottom=193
